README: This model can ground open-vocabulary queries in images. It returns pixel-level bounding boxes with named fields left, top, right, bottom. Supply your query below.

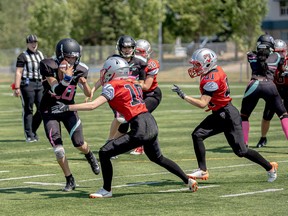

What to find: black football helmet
left=116, top=35, right=136, bottom=58
left=256, top=34, right=275, bottom=51
left=55, top=38, right=81, bottom=66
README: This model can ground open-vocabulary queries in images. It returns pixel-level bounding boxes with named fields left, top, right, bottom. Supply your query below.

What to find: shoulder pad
left=203, top=81, right=219, bottom=92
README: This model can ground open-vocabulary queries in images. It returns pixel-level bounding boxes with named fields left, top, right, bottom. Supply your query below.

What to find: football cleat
left=256, top=137, right=267, bottom=148
left=26, top=137, right=37, bottom=143
left=188, top=168, right=209, bottom=180
left=63, top=175, right=76, bottom=192
left=130, top=146, right=144, bottom=155
left=267, top=162, right=278, bottom=182
left=85, top=151, right=100, bottom=175
left=188, top=178, right=198, bottom=192
left=89, top=188, right=112, bottom=198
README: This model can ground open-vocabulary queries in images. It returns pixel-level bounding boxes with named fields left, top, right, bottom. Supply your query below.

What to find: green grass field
left=0, top=82, right=287, bottom=216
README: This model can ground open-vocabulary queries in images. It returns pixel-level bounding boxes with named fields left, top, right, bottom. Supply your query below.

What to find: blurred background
left=0, top=0, right=287, bottom=83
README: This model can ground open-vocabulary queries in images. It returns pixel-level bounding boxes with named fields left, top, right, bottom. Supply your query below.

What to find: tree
left=29, top=0, right=73, bottom=56
left=0, top=0, right=34, bottom=49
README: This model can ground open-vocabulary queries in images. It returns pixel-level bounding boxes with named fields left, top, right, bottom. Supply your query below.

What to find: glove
left=171, top=84, right=186, bottom=99
left=281, top=71, right=288, bottom=77
left=51, top=101, right=69, bottom=114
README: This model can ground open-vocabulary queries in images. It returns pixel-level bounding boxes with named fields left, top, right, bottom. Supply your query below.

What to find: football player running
left=129, top=39, right=162, bottom=155
left=171, top=48, right=278, bottom=182
left=87, top=35, right=147, bottom=144
left=51, top=56, right=198, bottom=198
left=39, top=38, right=100, bottom=192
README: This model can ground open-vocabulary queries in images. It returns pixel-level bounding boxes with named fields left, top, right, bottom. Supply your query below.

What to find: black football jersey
left=39, top=58, right=89, bottom=112
left=248, top=51, right=284, bottom=80
left=110, top=54, right=147, bottom=81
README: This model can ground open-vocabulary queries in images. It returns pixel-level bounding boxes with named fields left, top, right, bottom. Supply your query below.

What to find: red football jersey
left=199, top=66, right=232, bottom=111
left=101, top=79, right=148, bottom=121
left=143, top=58, right=160, bottom=92
left=274, top=56, right=288, bottom=85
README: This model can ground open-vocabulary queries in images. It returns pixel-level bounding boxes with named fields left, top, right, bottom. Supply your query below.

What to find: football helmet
left=135, top=39, right=152, bottom=59
left=100, top=56, right=131, bottom=85
left=55, top=38, right=81, bottom=66
left=116, top=35, right=136, bottom=58
left=274, top=39, right=287, bottom=56
left=256, top=34, right=275, bottom=51
left=188, top=48, right=217, bottom=78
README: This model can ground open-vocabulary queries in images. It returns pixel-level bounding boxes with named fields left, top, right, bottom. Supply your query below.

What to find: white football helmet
left=135, top=39, right=152, bottom=59
left=100, top=56, right=131, bottom=85
left=188, top=48, right=217, bottom=78
left=274, top=39, right=287, bottom=56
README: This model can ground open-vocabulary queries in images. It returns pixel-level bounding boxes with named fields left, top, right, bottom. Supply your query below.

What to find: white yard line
left=0, top=171, right=9, bottom=173
left=0, top=174, right=55, bottom=182
left=220, top=188, right=284, bottom=198
left=159, top=185, right=220, bottom=192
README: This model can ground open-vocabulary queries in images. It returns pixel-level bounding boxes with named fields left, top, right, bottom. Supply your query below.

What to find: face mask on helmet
left=135, top=39, right=152, bottom=59
left=188, top=48, right=218, bottom=78
left=55, top=38, right=81, bottom=66
left=256, top=34, right=275, bottom=52
left=274, top=39, right=287, bottom=57
left=116, top=35, right=136, bottom=58
left=100, top=56, right=131, bottom=85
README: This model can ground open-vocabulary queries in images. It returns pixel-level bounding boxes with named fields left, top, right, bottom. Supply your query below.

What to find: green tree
left=163, top=0, right=267, bottom=52
left=29, top=0, right=73, bottom=56
left=0, top=0, right=34, bottom=49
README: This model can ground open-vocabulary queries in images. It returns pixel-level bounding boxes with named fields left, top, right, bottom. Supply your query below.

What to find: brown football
left=58, top=60, right=69, bottom=80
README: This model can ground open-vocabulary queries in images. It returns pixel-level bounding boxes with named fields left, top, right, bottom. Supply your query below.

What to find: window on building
left=280, top=31, right=288, bottom=40
left=280, top=0, right=288, bottom=15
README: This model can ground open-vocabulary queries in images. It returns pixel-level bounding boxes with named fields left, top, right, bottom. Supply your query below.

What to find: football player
left=172, top=48, right=278, bottom=182
left=240, top=34, right=288, bottom=147
left=51, top=56, right=198, bottom=198
left=129, top=39, right=162, bottom=155
left=87, top=35, right=147, bottom=147
left=39, top=38, right=100, bottom=192
left=256, top=39, right=288, bottom=147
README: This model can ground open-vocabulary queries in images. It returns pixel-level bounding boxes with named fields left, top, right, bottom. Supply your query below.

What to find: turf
left=0, top=82, right=287, bottom=216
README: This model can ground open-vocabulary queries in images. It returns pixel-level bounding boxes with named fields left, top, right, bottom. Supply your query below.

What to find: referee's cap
left=26, top=34, right=38, bottom=43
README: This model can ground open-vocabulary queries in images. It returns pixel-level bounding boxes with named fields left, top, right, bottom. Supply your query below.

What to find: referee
left=13, top=34, right=45, bottom=142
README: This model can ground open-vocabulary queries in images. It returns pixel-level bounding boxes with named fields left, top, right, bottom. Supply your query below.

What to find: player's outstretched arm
left=52, top=95, right=108, bottom=114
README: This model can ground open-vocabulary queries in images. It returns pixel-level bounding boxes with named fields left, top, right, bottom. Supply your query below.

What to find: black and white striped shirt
left=16, top=49, right=44, bottom=80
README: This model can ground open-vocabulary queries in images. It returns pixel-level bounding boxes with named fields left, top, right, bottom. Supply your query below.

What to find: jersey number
left=124, top=84, right=144, bottom=106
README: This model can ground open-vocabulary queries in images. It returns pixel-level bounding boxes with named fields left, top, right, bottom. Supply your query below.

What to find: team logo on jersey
left=203, top=54, right=212, bottom=63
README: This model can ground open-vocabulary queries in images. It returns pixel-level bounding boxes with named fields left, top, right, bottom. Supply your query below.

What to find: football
left=58, top=60, right=70, bottom=80
left=59, top=60, right=69, bottom=70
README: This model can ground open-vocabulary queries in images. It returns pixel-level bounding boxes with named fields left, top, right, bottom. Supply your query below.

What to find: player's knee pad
left=53, top=145, right=65, bottom=160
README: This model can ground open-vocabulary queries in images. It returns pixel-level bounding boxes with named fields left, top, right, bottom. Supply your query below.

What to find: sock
left=242, top=121, right=250, bottom=145
left=281, top=118, right=288, bottom=139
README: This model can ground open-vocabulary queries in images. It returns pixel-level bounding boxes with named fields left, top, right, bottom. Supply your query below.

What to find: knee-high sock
left=242, top=121, right=250, bottom=145
left=281, top=118, right=288, bottom=139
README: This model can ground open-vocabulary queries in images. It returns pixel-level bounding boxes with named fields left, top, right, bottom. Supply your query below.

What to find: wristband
left=61, top=80, right=70, bottom=86
left=63, top=74, right=72, bottom=82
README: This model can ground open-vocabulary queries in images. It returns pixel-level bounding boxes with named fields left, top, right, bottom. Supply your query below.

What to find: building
left=262, top=0, right=288, bottom=40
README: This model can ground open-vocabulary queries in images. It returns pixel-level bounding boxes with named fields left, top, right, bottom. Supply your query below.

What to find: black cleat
left=63, top=175, right=76, bottom=192
left=85, top=151, right=100, bottom=175
left=256, top=137, right=267, bottom=148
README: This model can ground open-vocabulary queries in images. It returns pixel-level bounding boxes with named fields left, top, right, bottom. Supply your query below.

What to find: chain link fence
left=1, top=42, right=251, bottom=83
